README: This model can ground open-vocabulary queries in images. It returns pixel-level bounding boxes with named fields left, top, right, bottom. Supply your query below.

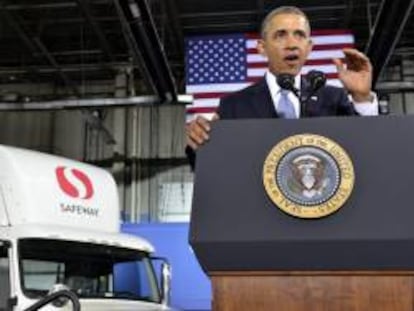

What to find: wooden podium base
left=211, top=271, right=414, bottom=311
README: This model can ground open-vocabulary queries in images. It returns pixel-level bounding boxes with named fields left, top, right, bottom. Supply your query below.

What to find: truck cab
left=0, top=145, right=174, bottom=311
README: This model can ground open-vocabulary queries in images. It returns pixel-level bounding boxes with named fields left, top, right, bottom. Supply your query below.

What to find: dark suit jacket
left=186, top=77, right=357, bottom=167
left=217, top=77, right=357, bottom=119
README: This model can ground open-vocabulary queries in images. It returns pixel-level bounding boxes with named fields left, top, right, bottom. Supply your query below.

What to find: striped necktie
left=278, top=90, right=296, bottom=119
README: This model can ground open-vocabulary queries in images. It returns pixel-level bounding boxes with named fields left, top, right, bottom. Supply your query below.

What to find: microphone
left=306, top=70, right=326, bottom=94
left=276, top=72, right=326, bottom=118
left=300, top=71, right=327, bottom=117
left=276, top=74, right=299, bottom=98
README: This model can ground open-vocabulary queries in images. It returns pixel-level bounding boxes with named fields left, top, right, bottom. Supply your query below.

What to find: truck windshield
left=18, top=238, right=160, bottom=303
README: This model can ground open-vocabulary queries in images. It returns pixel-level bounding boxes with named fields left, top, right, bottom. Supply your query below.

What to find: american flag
left=185, top=30, right=354, bottom=121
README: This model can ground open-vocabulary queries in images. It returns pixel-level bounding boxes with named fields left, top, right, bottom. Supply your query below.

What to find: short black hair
left=260, top=6, right=311, bottom=38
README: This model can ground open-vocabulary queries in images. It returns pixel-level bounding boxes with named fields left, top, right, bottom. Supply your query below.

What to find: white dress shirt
left=265, top=71, right=378, bottom=117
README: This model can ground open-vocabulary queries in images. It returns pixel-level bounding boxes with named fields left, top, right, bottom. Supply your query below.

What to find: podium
left=190, top=116, right=414, bottom=311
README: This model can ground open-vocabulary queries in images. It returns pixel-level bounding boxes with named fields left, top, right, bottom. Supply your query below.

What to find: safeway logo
left=55, top=166, right=94, bottom=200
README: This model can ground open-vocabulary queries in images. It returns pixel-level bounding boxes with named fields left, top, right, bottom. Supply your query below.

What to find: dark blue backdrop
left=122, top=223, right=211, bottom=311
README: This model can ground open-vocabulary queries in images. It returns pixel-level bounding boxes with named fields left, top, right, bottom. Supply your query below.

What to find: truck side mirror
left=151, top=257, right=171, bottom=306
left=48, top=284, right=71, bottom=307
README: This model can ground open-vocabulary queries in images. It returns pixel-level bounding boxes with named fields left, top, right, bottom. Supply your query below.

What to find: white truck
left=0, top=145, right=175, bottom=311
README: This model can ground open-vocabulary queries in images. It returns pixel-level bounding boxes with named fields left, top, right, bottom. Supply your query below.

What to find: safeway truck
left=0, top=145, right=176, bottom=311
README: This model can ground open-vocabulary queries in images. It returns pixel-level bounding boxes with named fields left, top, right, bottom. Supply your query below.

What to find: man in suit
left=186, top=6, right=378, bottom=163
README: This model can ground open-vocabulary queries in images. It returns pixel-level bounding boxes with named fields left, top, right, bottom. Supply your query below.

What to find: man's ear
left=305, top=38, right=313, bottom=57
left=257, top=39, right=267, bottom=57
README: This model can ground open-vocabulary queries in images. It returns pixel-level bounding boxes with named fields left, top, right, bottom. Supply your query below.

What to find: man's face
left=258, top=13, right=313, bottom=76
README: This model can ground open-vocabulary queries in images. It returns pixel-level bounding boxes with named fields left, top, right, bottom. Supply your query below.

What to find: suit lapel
left=300, top=76, right=322, bottom=117
left=300, top=76, right=310, bottom=101
left=251, top=78, right=278, bottom=118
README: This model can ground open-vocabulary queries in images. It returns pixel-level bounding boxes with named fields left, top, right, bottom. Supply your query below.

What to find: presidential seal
left=263, top=134, right=354, bottom=218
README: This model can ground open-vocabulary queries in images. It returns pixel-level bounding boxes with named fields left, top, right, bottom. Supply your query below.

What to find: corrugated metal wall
left=0, top=104, right=191, bottom=223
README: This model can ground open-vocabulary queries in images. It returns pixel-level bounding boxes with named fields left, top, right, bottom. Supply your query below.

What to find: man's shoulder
left=321, top=83, right=347, bottom=94
left=217, top=79, right=270, bottom=119
left=221, top=80, right=265, bottom=104
left=316, top=83, right=348, bottom=101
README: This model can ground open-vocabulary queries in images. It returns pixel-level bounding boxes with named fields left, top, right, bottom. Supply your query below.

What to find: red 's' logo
left=55, top=166, right=94, bottom=199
